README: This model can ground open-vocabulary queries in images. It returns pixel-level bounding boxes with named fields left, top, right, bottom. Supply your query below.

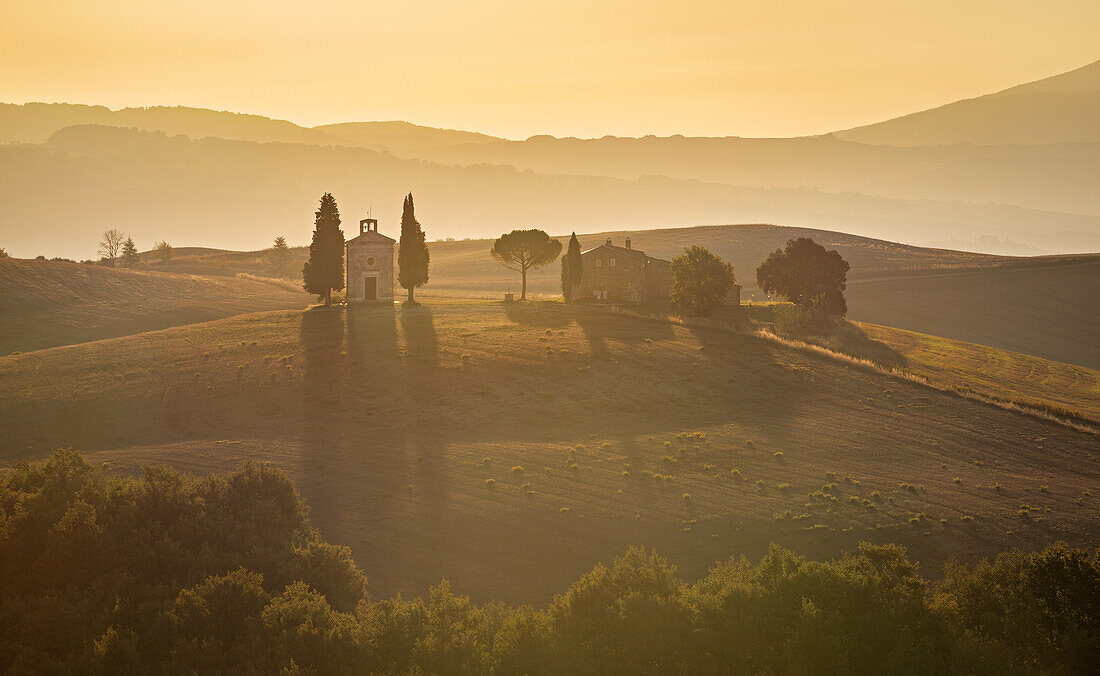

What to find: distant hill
left=314, top=120, right=502, bottom=153
left=0, top=258, right=310, bottom=353
left=0, top=102, right=343, bottom=146
left=835, top=60, right=1100, bottom=146
left=413, top=134, right=1100, bottom=218
left=3, top=124, right=1098, bottom=259
left=0, top=103, right=503, bottom=154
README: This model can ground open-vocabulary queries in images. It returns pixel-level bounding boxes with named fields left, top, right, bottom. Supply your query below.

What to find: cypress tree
left=560, top=232, right=583, bottom=302
left=398, top=192, right=429, bottom=305
left=302, top=193, right=345, bottom=306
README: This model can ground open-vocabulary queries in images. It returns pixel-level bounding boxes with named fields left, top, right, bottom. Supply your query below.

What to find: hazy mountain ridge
left=835, top=60, right=1100, bottom=146
left=3, top=124, right=1098, bottom=259
left=3, top=60, right=1099, bottom=257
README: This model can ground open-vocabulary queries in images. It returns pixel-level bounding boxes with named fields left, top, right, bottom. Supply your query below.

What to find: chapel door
left=364, top=276, right=377, bottom=301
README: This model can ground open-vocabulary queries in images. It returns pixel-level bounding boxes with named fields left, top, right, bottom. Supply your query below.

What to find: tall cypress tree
left=302, top=193, right=345, bottom=306
left=398, top=192, right=429, bottom=305
left=560, top=232, right=583, bottom=302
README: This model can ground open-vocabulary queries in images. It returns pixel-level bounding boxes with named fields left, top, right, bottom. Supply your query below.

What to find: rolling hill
left=0, top=258, right=310, bottom=353
left=1, top=302, right=1096, bottom=604
left=835, top=59, right=1100, bottom=146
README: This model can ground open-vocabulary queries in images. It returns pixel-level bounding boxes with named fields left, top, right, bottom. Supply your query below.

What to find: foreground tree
left=398, top=193, right=429, bottom=305
left=98, top=229, right=125, bottom=265
left=121, top=237, right=139, bottom=268
left=669, top=246, right=735, bottom=316
left=756, top=237, right=850, bottom=316
left=302, top=193, right=345, bottom=306
left=153, top=240, right=173, bottom=265
left=491, top=229, right=562, bottom=300
left=269, top=236, right=292, bottom=278
left=560, top=232, right=582, bottom=302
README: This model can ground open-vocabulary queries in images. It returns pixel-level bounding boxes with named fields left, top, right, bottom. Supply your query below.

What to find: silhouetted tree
left=269, top=236, right=291, bottom=278
left=302, top=193, right=345, bottom=306
left=153, top=240, right=173, bottom=265
left=756, top=237, right=850, bottom=316
left=491, top=229, right=562, bottom=301
left=560, top=232, right=583, bottom=302
left=98, top=229, right=125, bottom=265
left=670, top=246, right=735, bottom=316
left=0, top=248, right=8, bottom=259
left=398, top=193, right=429, bottom=305
left=121, top=237, right=139, bottom=268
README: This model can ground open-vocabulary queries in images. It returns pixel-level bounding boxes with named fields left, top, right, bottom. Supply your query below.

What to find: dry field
left=1, top=302, right=1096, bottom=605
left=0, top=258, right=311, bottom=353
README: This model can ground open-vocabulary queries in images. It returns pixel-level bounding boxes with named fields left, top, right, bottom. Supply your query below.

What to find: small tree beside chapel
left=302, top=193, right=345, bottom=306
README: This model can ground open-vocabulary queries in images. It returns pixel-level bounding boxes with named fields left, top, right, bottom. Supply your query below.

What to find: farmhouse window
left=609, top=258, right=616, bottom=267
left=596, top=258, right=602, bottom=268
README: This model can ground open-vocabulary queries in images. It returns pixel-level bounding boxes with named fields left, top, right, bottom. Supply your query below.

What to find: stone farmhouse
left=346, top=218, right=395, bottom=302
left=575, top=238, right=672, bottom=303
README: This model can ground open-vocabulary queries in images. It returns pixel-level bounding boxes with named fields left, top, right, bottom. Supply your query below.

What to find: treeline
left=1, top=451, right=1096, bottom=674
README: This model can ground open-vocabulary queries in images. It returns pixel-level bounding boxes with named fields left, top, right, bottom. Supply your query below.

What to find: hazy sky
left=3, top=1, right=1098, bottom=139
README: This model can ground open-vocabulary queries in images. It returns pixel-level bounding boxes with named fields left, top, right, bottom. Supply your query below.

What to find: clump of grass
left=682, top=493, right=692, bottom=503
left=870, top=491, right=882, bottom=502
left=745, top=440, right=755, bottom=449
left=483, top=478, right=496, bottom=488
left=730, top=469, right=742, bottom=481
left=975, top=460, right=985, bottom=467
left=661, top=455, right=677, bottom=465
left=825, top=471, right=837, bottom=481
left=773, top=451, right=785, bottom=461
left=755, top=479, right=766, bottom=489
left=600, top=442, right=612, bottom=451
left=481, top=456, right=491, bottom=466
left=993, top=483, right=1004, bottom=491
left=1039, top=485, right=1050, bottom=493
left=960, top=515, right=974, bottom=521
left=899, top=483, right=918, bottom=493
left=777, top=483, right=791, bottom=494
left=953, top=477, right=962, bottom=484
left=559, top=506, right=570, bottom=513
left=461, top=354, right=471, bottom=361
left=511, top=465, right=524, bottom=474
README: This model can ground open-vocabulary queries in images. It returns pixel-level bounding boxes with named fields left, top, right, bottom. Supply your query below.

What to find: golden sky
left=2, top=0, right=1098, bottom=139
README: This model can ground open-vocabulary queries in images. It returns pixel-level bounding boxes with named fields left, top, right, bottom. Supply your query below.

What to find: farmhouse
left=575, top=238, right=672, bottom=303
left=346, top=218, right=395, bottom=302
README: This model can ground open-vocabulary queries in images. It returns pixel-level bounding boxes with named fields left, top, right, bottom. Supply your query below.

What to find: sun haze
left=2, top=0, right=1097, bottom=138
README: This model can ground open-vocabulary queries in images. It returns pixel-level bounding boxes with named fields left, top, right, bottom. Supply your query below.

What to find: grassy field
left=0, top=258, right=311, bottom=353
left=856, top=322, right=1099, bottom=421
left=1, top=301, right=1096, bottom=605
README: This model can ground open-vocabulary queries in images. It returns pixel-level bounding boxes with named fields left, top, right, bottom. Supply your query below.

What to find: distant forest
left=2, top=450, right=1095, bottom=674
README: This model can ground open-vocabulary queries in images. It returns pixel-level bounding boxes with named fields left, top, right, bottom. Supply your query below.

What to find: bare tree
left=153, top=240, right=174, bottom=264
left=98, top=229, right=125, bottom=265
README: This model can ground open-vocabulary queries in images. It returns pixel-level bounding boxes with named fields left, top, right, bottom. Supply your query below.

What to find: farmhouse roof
left=581, top=239, right=669, bottom=264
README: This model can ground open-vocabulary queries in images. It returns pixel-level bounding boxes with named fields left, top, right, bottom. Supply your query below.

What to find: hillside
left=4, top=125, right=1099, bottom=259
left=135, top=224, right=1099, bottom=368
left=1, top=303, right=1095, bottom=604
left=845, top=259, right=1100, bottom=369
left=0, top=258, right=310, bottom=353
left=835, top=60, right=1100, bottom=146
left=852, top=322, right=1099, bottom=420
